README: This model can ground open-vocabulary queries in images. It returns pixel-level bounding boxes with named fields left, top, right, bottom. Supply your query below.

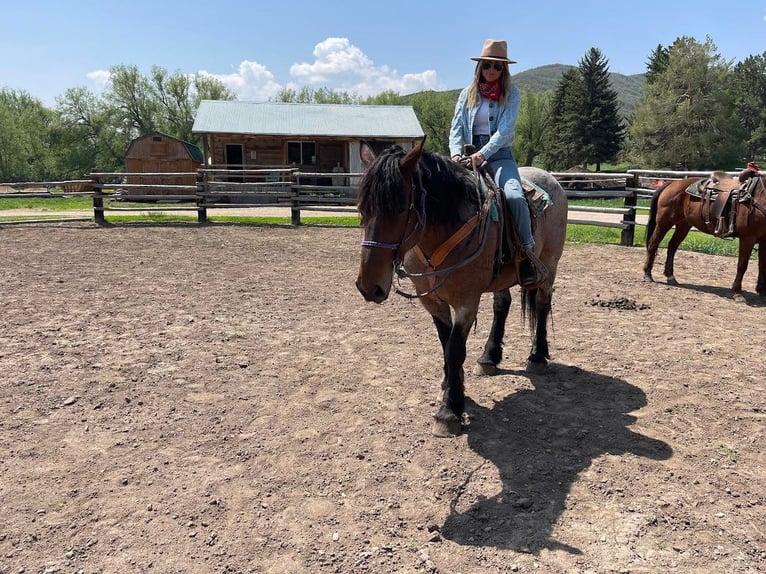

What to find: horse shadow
left=667, top=282, right=766, bottom=307
left=440, top=363, right=672, bottom=555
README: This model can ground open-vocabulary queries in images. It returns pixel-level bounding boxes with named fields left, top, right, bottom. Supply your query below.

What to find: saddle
left=684, top=172, right=743, bottom=237
left=458, top=144, right=548, bottom=287
left=473, top=166, right=546, bottom=285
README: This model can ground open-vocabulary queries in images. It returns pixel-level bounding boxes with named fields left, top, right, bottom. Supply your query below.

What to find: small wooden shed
left=125, top=132, right=203, bottom=192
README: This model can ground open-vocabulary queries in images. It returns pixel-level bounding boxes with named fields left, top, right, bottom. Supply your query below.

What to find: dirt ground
left=0, top=222, right=764, bottom=574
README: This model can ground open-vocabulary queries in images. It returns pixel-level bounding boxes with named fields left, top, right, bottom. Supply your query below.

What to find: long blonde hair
left=466, top=61, right=511, bottom=107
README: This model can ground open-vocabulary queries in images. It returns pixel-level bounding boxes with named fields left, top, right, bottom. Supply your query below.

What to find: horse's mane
left=357, top=145, right=477, bottom=227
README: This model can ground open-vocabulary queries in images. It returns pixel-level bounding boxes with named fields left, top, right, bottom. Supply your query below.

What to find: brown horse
left=354, top=141, right=567, bottom=436
left=643, top=169, right=766, bottom=301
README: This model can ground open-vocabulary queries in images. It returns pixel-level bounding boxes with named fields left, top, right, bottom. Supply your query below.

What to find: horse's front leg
left=732, top=237, right=755, bottom=302
left=477, top=289, right=512, bottom=375
left=423, top=299, right=478, bottom=437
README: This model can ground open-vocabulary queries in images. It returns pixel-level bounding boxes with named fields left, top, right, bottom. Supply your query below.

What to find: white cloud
left=289, top=37, right=442, bottom=97
left=86, top=69, right=111, bottom=92
left=84, top=37, right=441, bottom=102
left=198, top=60, right=282, bottom=101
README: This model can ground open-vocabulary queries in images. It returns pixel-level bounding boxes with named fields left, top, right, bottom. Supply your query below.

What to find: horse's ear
left=360, top=141, right=376, bottom=167
left=400, top=137, right=426, bottom=172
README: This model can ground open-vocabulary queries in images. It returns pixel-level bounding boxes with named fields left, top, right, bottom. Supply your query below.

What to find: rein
left=359, top=159, right=496, bottom=301
left=393, top=174, right=496, bottom=300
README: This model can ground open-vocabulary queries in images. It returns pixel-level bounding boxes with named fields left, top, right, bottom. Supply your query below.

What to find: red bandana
left=479, top=79, right=500, bottom=101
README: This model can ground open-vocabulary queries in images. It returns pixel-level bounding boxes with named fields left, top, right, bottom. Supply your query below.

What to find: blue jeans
left=473, top=135, right=533, bottom=247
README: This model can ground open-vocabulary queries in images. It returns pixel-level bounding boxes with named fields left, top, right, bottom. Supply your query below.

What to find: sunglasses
left=481, top=62, right=504, bottom=72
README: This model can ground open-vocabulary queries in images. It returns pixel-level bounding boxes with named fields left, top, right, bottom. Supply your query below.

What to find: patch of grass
left=566, top=223, right=747, bottom=258
left=0, top=196, right=92, bottom=210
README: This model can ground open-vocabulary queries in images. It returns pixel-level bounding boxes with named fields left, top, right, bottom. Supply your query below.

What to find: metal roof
left=192, top=100, right=424, bottom=139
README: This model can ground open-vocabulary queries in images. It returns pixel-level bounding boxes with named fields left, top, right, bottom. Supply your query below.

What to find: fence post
left=291, top=171, right=301, bottom=226
left=92, top=175, right=105, bottom=225
left=620, top=173, right=638, bottom=246
left=196, top=170, right=207, bottom=224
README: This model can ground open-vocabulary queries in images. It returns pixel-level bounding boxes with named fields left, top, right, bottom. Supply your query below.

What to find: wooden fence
left=0, top=168, right=741, bottom=246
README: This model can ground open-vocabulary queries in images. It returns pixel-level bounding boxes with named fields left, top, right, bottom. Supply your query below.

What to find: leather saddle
left=684, top=172, right=743, bottom=237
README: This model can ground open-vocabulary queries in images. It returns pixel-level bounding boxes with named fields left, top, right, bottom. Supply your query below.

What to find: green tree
left=148, top=67, right=235, bottom=143
left=645, top=44, right=670, bottom=85
left=543, top=68, right=587, bottom=169
left=730, top=53, right=766, bottom=162
left=579, top=48, right=624, bottom=171
left=363, top=90, right=404, bottom=105
left=0, top=88, right=57, bottom=181
left=56, top=86, right=132, bottom=173
left=273, top=86, right=362, bottom=104
left=408, top=90, right=453, bottom=155
left=629, top=36, right=742, bottom=170
left=513, top=88, right=550, bottom=166
left=106, top=64, right=159, bottom=137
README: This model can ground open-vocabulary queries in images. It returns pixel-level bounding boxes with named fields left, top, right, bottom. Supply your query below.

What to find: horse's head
left=355, top=140, right=425, bottom=303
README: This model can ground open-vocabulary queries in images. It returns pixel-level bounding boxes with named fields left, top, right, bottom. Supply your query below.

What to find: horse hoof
left=667, top=276, right=678, bottom=286
left=432, top=417, right=462, bottom=437
left=475, top=362, right=498, bottom=376
left=525, top=359, right=548, bottom=374
left=643, top=274, right=654, bottom=283
left=732, top=293, right=746, bottom=303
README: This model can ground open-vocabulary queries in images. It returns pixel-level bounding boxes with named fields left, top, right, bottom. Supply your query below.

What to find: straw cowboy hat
left=470, top=39, right=517, bottom=64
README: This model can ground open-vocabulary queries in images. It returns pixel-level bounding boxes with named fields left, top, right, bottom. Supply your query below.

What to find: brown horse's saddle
left=684, top=172, right=744, bottom=237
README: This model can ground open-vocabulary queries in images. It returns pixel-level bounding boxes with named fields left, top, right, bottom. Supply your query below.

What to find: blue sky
left=2, top=0, right=765, bottom=107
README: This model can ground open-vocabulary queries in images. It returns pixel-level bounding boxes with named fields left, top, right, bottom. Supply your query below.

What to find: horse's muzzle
left=355, top=277, right=390, bottom=304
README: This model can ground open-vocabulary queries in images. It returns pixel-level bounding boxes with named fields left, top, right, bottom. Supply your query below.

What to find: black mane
left=357, top=145, right=477, bottom=228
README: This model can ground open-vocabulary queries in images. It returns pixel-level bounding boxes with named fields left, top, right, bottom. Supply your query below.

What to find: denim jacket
left=449, top=84, right=521, bottom=160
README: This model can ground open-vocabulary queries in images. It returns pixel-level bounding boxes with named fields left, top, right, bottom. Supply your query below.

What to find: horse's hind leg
left=756, top=240, right=766, bottom=297
left=644, top=222, right=670, bottom=282
left=663, top=223, right=692, bottom=285
left=731, top=237, right=756, bottom=302
left=525, top=286, right=552, bottom=373
left=477, top=289, right=512, bottom=375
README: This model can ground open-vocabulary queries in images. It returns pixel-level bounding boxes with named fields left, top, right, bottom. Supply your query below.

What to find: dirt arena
left=0, top=223, right=764, bottom=574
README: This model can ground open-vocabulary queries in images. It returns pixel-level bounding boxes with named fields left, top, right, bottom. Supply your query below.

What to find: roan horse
left=643, top=167, right=766, bottom=302
left=355, top=141, right=567, bottom=436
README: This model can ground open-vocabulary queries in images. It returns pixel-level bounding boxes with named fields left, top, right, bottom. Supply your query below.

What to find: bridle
left=360, top=162, right=495, bottom=300
left=360, top=169, right=427, bottom=267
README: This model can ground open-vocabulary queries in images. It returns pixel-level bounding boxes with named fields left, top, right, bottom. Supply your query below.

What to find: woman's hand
left=471, top=152, right=486, bottom=167
left=451, top=155, right=461, bottom=163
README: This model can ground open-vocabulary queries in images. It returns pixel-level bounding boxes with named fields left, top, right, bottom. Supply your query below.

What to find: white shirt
left=473, top=98, right=491, bottom=136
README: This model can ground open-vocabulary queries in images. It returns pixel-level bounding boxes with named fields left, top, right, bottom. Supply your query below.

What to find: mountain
left=413, top=64, right=646, bottom=119
left=516, top=64, right=645, bottom=118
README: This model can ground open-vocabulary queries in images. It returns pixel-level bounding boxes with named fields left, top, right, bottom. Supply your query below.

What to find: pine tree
left=543, top=69, right=587, bottom=170
left=579, top=48, right=624, bottom=171
left=731, top=53, right=766, bottom=162
left=646, top=44, right=670, bottom=85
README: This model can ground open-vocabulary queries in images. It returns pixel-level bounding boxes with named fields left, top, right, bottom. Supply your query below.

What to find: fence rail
left=0, top=168, right=744, bottom=245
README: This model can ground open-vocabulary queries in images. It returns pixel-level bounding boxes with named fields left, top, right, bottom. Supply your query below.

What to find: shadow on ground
left=441, top=363, right=672, bottom=554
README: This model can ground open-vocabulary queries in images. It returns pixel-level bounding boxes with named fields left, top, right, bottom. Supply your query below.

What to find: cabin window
left=287, top=141, right=316, bottom=165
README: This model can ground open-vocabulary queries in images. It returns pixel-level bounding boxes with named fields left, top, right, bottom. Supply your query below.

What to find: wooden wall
left=207, top=136, right=347, bottom=172
left=125, top=134, right=201, bottom=188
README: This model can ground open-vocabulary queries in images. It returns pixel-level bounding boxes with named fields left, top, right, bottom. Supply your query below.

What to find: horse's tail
left=520, top=287, right=537, bottom=333
left=645, top=181, right=669, bottom=245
